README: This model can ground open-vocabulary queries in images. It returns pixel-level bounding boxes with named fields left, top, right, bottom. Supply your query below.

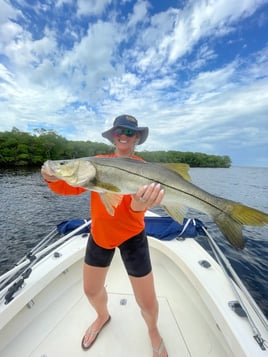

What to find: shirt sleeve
left=45, top=179, right=87, bottom=195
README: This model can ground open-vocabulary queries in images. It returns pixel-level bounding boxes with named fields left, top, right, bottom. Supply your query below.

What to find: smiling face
left=112, top=127, right=140, bottom=157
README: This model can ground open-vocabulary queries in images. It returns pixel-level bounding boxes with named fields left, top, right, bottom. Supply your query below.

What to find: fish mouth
left=43, top=160, right=58, bottom=175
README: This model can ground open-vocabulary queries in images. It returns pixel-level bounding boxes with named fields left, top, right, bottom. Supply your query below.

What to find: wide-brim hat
left=102, top=114, right=149, bottom=145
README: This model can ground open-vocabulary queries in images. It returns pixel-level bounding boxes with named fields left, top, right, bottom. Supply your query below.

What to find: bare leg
left=129, top=272, right=168, bottom=357
left=82, top=263, right=110, bottom=347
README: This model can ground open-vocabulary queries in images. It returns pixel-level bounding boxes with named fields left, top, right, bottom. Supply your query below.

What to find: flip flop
left=153, top=338, right=168, bottom=356
left=81, top=315, right=111, bottom=351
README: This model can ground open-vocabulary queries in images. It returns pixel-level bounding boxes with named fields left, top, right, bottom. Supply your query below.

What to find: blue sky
left=1, top=0, right=268, bottom=166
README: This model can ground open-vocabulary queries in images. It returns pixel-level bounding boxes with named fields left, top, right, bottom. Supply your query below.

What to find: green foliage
left=137, top=150, right=231, bottom=167
left=0, top=129, right=231, bottom=168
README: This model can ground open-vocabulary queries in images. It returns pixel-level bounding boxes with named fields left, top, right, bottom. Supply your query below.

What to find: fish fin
left=231, top=202, right=268, bottom=226
left=214, top=201, right=268, bottom=249
left=161, top=163, right=191, bottom=182
left=99, top=192, right=123, bottom=216
left=214, top=214, right=244, bottom=249
left=162, top=204, right=187, bottom=224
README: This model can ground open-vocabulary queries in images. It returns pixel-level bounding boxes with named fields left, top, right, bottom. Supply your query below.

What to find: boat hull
left=0, top=222, right=267, bottom=356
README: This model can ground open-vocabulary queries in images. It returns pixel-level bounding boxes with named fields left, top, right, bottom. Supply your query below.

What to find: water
left=0, top=166, right=267, bottom=317
left=189, top=167, right=268, bottom=319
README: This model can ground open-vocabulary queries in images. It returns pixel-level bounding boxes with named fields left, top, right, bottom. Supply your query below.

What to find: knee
left=83, top=276, right=108, bottom=303
left=83, top=280, right=90, bottom=298
left=139, top=297, right=159, bottom=314
left=83, top=281, right=101, bottom=299
left=83, top=264, right=107, bottom=300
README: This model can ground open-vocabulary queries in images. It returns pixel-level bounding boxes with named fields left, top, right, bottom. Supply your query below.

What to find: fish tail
left=214, top=201, right=268, bottom=249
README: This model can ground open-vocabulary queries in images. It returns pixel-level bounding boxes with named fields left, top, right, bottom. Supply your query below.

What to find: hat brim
left=102, top=125, right=149, bottom=145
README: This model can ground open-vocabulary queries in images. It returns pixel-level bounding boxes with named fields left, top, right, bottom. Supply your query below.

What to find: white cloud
left=55, top=0, right=73, bottom=7
left=156, top=0, right=264, bottom=64
left=0, top=0, right=21, bottom=24
left=77, top=0, right=112, bottom=17
left=0, top=21, right=22, bottom=51
left=58, top=20, right=119, bottom=102
left=127, top=0, right=150, bottom=28
left=186, top=64, right=237, bottom=102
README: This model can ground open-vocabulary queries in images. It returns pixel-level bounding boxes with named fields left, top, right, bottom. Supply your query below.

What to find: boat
left=0, top=211, right=267, bottom=356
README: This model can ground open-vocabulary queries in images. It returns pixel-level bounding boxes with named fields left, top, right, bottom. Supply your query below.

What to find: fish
left=43, top=157, right=268, bottom=249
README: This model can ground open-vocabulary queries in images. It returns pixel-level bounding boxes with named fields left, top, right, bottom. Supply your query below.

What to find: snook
left=43, top=157, right=268, bottom=249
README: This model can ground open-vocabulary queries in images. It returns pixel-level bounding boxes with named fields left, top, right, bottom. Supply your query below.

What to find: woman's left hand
left=131, top=183, right=164, bottom=212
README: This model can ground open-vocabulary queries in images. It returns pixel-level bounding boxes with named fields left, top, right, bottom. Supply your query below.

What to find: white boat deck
left=1, top=233, right=267, bottom=357
left=27, top=292, right=188, bottom=357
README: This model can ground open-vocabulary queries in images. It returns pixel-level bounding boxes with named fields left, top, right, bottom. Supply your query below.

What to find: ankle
left=97, top=312, right=110, bottom=321
left=149, top=328, right=162, bottom=347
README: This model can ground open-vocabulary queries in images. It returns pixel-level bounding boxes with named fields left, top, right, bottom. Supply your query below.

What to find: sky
left=0, top=0, right=268, bottom=166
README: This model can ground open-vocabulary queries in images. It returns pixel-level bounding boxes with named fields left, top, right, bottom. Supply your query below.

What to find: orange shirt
left=45, top=154, right=146, bottom=248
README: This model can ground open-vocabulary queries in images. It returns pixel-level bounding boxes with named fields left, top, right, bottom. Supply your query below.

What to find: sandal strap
left=86, top=328, right=100, bottom=336
left=153, top=338, right=165, bottom=356
left=85, top=315, right=111, bottom=338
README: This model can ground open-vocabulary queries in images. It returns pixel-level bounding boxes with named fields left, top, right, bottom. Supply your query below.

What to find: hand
left=131, top=183, right=164, bottom=212
left=41, top=164, right=58, bottom=182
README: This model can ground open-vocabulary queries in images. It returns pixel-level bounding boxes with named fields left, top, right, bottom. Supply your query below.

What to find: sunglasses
left=113, top=128, right=136, bottom=137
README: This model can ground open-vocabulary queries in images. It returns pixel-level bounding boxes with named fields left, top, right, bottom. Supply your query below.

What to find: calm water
left=0, top=166, right=267, bottom=317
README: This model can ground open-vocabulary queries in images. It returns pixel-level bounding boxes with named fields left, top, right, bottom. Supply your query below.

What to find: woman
left=41, top=114, right=168, bottom=357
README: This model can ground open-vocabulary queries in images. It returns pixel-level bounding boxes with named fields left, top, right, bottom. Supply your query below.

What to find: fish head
left=44, top=159, right=96, bottom=187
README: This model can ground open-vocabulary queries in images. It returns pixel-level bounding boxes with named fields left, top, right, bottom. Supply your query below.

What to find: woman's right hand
left=131, top=182, right=164, bottom=211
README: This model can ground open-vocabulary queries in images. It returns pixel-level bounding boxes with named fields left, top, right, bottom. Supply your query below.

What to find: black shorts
left=84, top=230, right=152, bottom=277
